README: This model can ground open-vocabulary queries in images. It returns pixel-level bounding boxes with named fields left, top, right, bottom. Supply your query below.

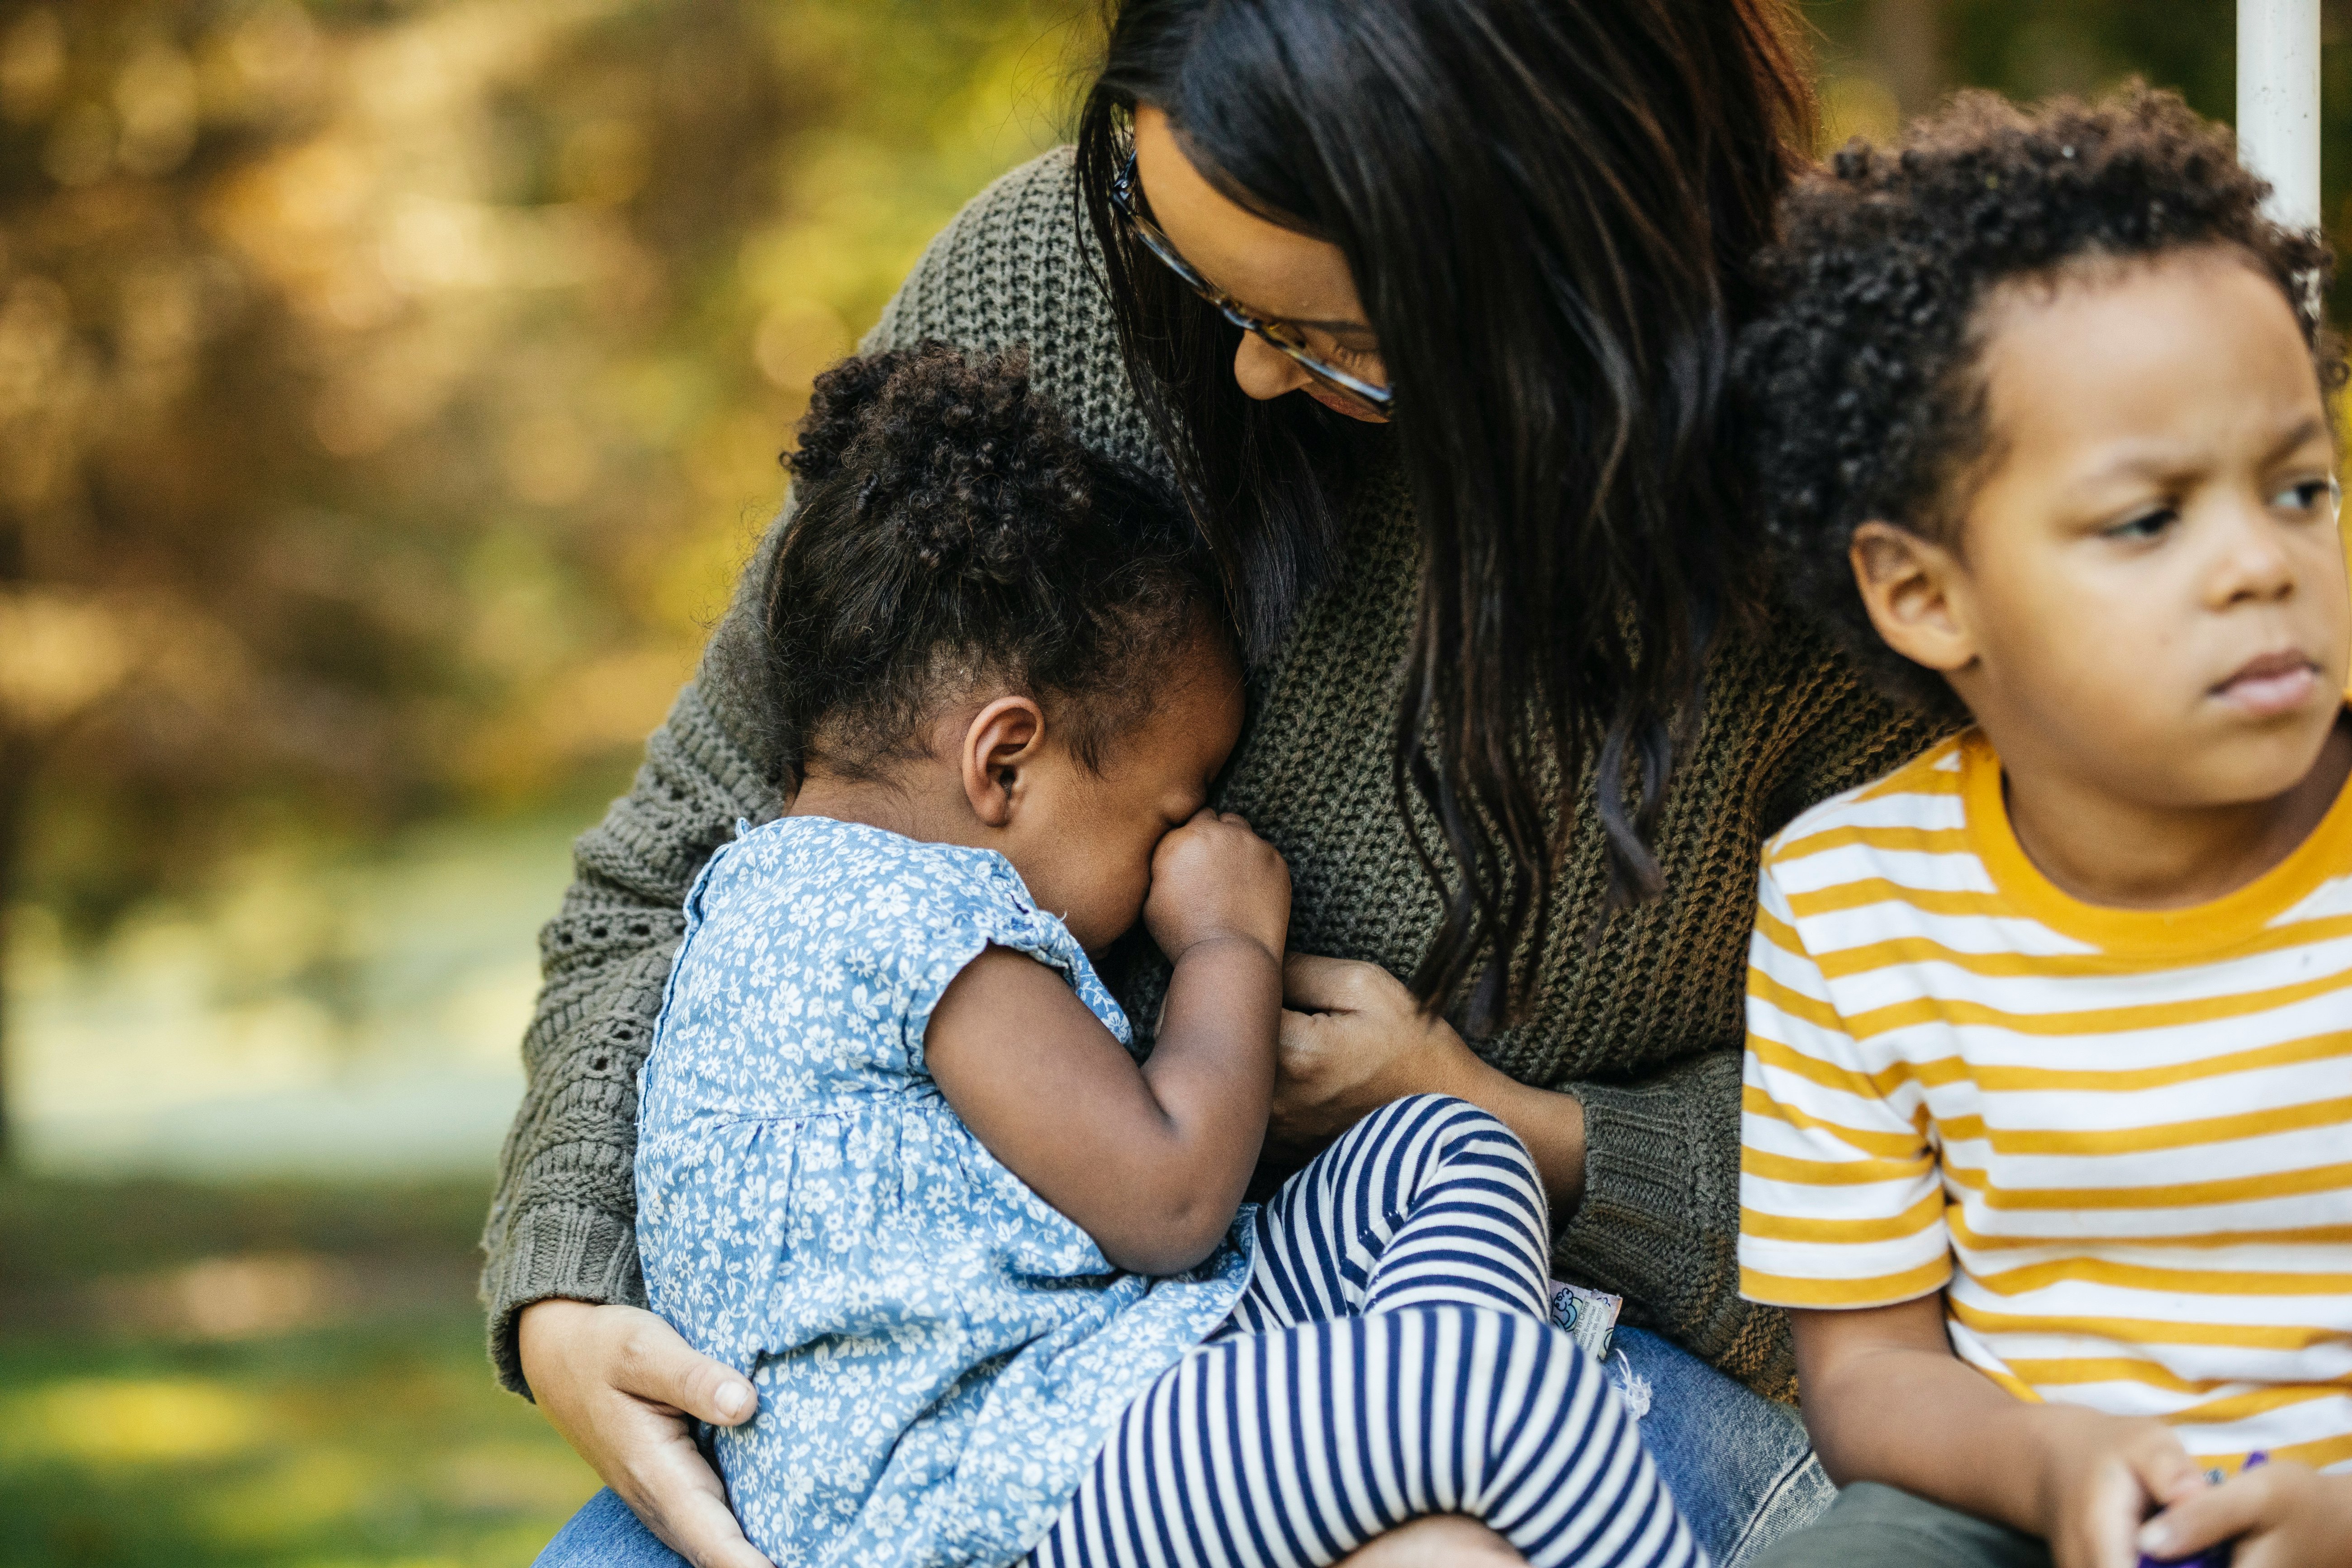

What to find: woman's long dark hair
left=1077, top=0, right=1815, bottom=1030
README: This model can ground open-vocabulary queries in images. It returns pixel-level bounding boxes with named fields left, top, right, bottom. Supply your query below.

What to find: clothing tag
left=1548, top=1279, right=1622, bottom=1361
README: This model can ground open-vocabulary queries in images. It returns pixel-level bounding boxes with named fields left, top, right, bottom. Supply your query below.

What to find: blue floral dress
left=635, top=816, right=1257, bottom=1568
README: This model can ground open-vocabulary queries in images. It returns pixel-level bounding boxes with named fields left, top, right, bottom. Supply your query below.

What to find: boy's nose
left=2205, top=502, right=2302, bottom=607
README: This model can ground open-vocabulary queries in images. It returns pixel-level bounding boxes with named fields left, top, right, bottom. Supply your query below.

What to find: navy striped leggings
left=1022, top=1095, right=1701, bottom=1568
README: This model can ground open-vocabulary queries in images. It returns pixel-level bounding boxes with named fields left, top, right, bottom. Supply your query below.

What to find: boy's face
left=1863, top=246, right=2349, bottom=812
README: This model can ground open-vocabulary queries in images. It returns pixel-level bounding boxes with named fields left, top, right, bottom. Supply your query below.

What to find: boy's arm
left=1744, top=857, right=2208, bottom=1568
left=1791, top=1301, right=2209, bottom=1568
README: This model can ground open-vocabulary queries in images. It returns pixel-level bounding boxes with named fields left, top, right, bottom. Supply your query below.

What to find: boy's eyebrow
left=2264, top=414, right=2333, bottom=460
left=2071, top=415, right=2333, bottom=487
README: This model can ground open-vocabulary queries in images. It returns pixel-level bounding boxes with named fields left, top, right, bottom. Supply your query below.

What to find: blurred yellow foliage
left=0, top=1375, right=269, bottom=1464
left=0, top=0, right=1095, bottom=946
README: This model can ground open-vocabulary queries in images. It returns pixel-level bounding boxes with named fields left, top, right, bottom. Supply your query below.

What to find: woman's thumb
left=612, top=1309, right=757, bottom=1426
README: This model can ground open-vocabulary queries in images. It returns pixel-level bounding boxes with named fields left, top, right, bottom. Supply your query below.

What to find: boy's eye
left=2104, top=507, right=2177, bottom=543
left=2271, top=476, right=2341, bottom=518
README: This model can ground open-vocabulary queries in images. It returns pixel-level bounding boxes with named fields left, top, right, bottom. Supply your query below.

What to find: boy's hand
left=2138, top=1460, right=2352, bottom=1568
left=2035, top=1410, right=2208, bottom=1568
left=1144, top=808, right=1290, bottom=962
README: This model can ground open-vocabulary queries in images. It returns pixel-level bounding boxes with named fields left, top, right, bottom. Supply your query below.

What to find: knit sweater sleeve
left=1548, top=642, right=1942, bottom=1402
left=479, top=148, right=1142, bottom=1395
left=1555, top=1050, right=1786, bottom=1392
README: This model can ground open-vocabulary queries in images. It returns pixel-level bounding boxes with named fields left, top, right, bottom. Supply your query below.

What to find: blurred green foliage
left=1, top=1174, right=597, bottom=1567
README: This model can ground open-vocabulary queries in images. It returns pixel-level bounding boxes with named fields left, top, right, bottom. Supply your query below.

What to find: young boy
left=1732, top=89, right=2352, bottom=1568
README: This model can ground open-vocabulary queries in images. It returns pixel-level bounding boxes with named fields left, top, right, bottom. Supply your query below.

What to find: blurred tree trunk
left=1870, top=0, right=1946, bottom=118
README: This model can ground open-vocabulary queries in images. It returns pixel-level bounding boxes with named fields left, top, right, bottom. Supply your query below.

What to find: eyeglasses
left=1109, top=151, right=1394, bottom=415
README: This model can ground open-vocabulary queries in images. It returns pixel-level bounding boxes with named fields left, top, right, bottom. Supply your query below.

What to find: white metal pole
left=2239, top=0, right=2323, bottom=228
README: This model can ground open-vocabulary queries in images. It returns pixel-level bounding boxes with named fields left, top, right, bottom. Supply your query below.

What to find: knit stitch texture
left=479, top=147, right=1936, bottom=1401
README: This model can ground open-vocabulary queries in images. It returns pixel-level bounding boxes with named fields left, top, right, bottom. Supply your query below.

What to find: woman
left=494, top=2, right=1931, bottom=1564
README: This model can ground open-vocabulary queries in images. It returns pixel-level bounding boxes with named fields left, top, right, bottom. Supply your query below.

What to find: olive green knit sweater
left=479, top=148, right=1935, bottom=1402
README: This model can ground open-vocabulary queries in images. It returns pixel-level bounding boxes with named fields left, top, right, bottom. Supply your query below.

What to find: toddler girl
left=633, top=346, right=1696, bottom=1568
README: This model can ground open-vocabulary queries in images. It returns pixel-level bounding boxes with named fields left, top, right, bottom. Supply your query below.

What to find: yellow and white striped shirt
left=1739, top=731, right=2352, bottom=1471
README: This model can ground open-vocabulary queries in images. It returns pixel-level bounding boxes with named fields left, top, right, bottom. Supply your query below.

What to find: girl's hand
left=517, top=1298, right=772, bottom=1568
left=2137, top=1460, right=2352, bottom=1568
left=1144, top=809, right=1291, bottom=962
left=1275, top=955, right=1487, bottom=1146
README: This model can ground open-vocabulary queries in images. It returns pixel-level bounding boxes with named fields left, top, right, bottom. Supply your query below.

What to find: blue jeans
left=533, top=1326, right=1830, bottom=1568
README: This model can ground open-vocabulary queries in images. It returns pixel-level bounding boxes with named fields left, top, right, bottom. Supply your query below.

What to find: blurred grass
left=0, top=1173, right=594, bottom=1568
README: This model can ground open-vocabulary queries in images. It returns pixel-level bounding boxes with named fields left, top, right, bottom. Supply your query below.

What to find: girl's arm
left=929, top=811, right=1290, bottom=1275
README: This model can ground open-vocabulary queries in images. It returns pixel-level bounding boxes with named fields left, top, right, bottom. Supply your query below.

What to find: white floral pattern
left=635, top=815, right=1256, bottom=1568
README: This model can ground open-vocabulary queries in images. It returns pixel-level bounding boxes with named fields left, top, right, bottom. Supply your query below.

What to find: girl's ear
left=960, top=695, right=1047, bottom=827
left=1850, top=521, right=1978, bottom=676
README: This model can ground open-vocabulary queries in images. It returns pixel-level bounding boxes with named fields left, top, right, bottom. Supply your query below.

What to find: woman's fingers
left=608, top=1408, right=773, bottom=1568
left=649, top=1496, right=776, bottom=1568
left=1283, top=952, right=1378, bottom=1013
left=517, top=1300, right=772, bottom=1568
left=1275, top=956, right=1486, bottom=1148
left=607, top=1308, right=756, bottom=1427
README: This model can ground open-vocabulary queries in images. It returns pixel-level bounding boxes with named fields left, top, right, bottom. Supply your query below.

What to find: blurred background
left=0, top=0, right=2343, bottom=1563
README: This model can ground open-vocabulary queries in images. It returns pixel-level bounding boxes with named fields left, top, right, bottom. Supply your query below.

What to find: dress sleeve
left=479, top=147, right=1136, bottom=1396
left=1736, top=861, right=1948, bottom=1309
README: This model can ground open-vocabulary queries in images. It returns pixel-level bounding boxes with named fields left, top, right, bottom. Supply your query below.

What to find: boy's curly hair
left=761, top=342, right=1220, bottom=785
left=1736, top=85, right=2343, bottom=716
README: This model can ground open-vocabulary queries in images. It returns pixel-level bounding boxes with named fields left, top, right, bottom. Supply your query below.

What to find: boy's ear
left=960, top=695, right=1047, bottom=828
left=1850, top=520, right=1977, bottom=677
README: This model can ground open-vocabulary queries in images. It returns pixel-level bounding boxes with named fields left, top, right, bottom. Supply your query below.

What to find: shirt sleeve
left=1737, top=857, right=1951, bottom=1308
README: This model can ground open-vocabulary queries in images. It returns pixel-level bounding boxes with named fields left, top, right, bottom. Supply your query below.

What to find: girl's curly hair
left=762, top=342, right=1219, bottom=785
left=1736, top=85, right=2343, bottom=717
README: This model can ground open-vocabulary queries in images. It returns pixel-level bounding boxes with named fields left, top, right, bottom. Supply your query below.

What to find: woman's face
left=1131, top=106, right=1387, bottom=423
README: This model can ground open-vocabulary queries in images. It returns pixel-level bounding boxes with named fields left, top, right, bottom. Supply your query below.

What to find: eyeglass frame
left=1108, top=150, right=1394, bottom=414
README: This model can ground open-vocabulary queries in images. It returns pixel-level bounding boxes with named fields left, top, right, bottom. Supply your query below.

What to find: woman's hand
left=1278, top=955, right=1587, bottom=1211
left=1276, top=956, right=1481, bottom=1144
left=517, top=1298, right=772, bottom=1568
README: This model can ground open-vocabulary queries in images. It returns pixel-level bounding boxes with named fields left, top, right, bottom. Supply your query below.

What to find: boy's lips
left=2212, top=651, right=2321, bottom=718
